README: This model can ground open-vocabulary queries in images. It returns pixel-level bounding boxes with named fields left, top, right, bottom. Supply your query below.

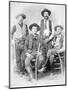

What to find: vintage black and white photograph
left=9, top=1, right=66, bottom=88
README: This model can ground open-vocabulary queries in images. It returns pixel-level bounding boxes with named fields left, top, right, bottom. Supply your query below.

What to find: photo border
left=9, top=1, right=67, bottom=89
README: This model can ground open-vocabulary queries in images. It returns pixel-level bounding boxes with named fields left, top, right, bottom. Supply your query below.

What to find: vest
left=53, top=33, right=63, bottom=50
left=40, top=19, right=52, bottom=39
left=13, top=23, right=27, bottom=41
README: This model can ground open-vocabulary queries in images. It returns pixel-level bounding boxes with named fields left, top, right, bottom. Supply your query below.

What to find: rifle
left=35, top=43, right=41, bottom=80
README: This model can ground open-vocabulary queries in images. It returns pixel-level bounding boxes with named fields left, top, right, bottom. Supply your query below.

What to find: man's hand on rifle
left=25, top=49, right=32, bottom=57
left=37, top=51, right=42, bottom=56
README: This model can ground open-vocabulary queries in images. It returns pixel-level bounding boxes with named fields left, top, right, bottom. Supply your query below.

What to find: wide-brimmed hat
left=41, top=8, right=51, bottom=16
left=29, top=23, right=40, bottom=31
left=55, top=25, right=63, bottom=31
left=16, top=14, right=26, bottom=19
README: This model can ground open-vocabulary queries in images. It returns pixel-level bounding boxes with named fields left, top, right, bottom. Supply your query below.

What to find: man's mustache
left=44, top=16, right=49, bottom=19
left=44, top=16, right=48, bottom=18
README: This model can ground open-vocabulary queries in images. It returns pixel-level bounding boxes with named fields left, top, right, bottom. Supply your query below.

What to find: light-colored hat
left=16, top=14, right=26, bottom=19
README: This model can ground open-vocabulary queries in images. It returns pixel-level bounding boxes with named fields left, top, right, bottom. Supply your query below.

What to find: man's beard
left=44, top=16, right=49, bottom=20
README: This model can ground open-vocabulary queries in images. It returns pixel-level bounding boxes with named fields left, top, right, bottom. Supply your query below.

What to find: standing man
left=47, top=25, right=64, bottom=67
left=40, top=8, right=54, bottom=44
left=11, top=14, right=28, bottom=73
left=38, top=8, right=55, bottom=72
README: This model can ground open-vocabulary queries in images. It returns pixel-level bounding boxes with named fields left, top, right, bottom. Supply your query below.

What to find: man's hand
left=25, top=49, right=32, bottom=57
left=26, top=52, right=31, bottom=57
left=37, top=51, right=42, bottom=56
left=45, top=38, right=49, bottom=42
left=43, top=38, right=49, bottom=44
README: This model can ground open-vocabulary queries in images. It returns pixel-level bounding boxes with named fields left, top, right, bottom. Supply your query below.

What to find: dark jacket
left=25, top=34, right=40, bottom=52
left=40, top=19, right=52, bottom=37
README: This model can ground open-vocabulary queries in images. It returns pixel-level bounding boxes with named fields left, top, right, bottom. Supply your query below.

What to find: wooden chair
left=52, top=52, right=64, bottom=73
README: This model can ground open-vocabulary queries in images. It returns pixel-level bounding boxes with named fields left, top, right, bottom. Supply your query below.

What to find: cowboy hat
left=29, top=23, right=40, bottom=31
left=41, top=8, right=51, bottom=16
left=16, top=14, right=26, bottom=19
left=55, top=25, right=63, bottom=31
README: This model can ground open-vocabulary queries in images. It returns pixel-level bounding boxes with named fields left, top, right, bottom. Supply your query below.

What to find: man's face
left=17, top=16, right=23, bottom=24
left=32, top=26, right=37, bottom=35
left=43, top=12, right=49, bottom=20
left=55, top=27, right=62, bottom=35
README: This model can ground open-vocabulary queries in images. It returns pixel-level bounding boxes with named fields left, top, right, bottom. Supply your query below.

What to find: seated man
left=47, top=25, right=64, bottom=66
left=25, top=23, right=44, bottom=81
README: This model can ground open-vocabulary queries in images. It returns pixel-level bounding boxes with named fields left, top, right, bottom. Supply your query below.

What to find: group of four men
left=12, top=8, right=64, bottom=81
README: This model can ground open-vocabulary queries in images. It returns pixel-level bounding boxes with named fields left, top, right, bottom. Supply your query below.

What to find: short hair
left=55, top=25, right=63, bottom=31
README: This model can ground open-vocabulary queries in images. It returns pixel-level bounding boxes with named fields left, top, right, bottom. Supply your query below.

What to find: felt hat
left=41, top=8, right=51, bottom=16
left=16, top=14, right=26, bottom=19
left=55, top=25, right=63, bottom=31
left=29, top=23, right=40, bottom=31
